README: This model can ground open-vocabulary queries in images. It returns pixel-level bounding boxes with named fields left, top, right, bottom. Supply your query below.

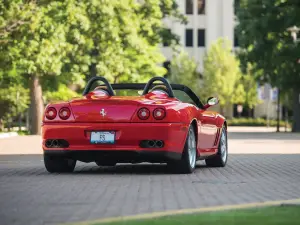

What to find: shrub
left=227, top=117, right=290, bottom=127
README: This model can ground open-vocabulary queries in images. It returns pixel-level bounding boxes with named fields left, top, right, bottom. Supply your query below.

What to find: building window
left=185, top=29, right=193, bottom=47
left=186, top=0, right=193, bottom=14
left=163, top=29, right=171, bottom=47
left=198, top=29, right=205, bottom=47
left=198, top=0, right=205, bottom=14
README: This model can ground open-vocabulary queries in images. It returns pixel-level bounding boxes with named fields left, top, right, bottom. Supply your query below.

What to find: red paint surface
left=42, top=90, right=225, bottom=157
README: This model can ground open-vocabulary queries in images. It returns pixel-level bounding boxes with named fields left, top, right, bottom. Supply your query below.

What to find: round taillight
left=153, top=108, right=166, bottom=120
left=45, top=107, right=57, bottom=120
left=137, top=108, right=150, bottom=120
left=59, top=107, right=71, bottom=120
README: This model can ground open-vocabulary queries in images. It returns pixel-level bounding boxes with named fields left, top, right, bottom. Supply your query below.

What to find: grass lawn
left=91, top=205, right=300, bottom=225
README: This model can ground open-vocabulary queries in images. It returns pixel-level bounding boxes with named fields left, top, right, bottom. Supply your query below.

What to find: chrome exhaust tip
left=156, top=140, right=164, bottom=148
left=148, top=140, right=155, bottom=147
left=45, top=140, right=53, bottom=148
left=52, top=139, right=59, bottom=147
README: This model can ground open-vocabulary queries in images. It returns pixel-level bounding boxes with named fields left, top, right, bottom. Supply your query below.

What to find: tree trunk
left=29, top=75, right=44, bottom=135
left=285, top=106, right=289, bottom=132
left=7, top=121, right=11, bottom=132
left=113, top=76, right=119, bottom=84
left=0, top=119, right=3, bottom=131
left=18, top=113, right=22, bottom=131
left=220, top=106, right=224, bottom=115
left=292, top=89, right=300, bottom=132
left=89, top=48, right=98, bottom=78
left=276, top=89, right=280, bottom=132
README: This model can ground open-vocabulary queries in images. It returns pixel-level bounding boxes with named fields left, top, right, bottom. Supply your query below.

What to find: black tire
left=44, top=154, right=76, bottom=173
left=205, top=125, right=228, bottom=167
left=95, top=161, right=116, bottom=167
left=168, top=125, right=197, bottom=174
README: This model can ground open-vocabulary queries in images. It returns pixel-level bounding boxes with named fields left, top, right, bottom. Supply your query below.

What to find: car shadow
left=0, top=154, right=210, bottom=176
left=72, top=162, right=208, bottom=175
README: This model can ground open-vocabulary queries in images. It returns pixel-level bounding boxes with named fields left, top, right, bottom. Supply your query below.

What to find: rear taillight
left=138, top=108, right=150, bottom=120
left=59, top=107, right=71, bottom=120
left=45, top=107, right=57, bottom=120
left=153, top=108, right=166, bottom=120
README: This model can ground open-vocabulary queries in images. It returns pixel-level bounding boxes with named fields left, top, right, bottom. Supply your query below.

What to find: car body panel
left=42, top=78, right=226, bottom=164
left=42, top=122, right=189, bottom=153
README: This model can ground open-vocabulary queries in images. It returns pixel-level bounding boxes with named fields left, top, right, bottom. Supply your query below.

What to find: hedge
left=227, top=117, right=290, bottom=127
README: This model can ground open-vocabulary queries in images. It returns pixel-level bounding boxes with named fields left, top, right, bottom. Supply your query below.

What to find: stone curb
left=0, top=132, right=18, bottom=139
left=62, top=198, right=300, bottom=225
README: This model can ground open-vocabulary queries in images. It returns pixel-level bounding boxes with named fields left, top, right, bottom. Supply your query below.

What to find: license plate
left=90, top=131, right=115, bottom=144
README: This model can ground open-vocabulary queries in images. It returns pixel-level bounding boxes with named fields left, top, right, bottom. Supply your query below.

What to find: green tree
left=235, top=0, right=300, bottom=132
left=0, top=0, right=174, bottom=134
left=44, top=84, right=80, bottom=103
left=168, top=50, right=199, bottom=93
left=82, top=0, right=166, bottom=83
left=0, top=0, right=87, bottom=134
left=241, top=63, right=260, bottom=110
left=159, top=0, right=187, bottom=47
left=0, top=68, right=29, bottom=131
left=232, top=82, right=246, bottom=106
left=202, top=38, right=243, bottom=114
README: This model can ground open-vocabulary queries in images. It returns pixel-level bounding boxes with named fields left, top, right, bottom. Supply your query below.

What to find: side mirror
left=204, top=97, right=219, bottom=109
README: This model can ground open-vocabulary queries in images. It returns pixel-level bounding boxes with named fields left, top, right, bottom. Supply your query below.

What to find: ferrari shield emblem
left=100, top=109, right=106, bottom=117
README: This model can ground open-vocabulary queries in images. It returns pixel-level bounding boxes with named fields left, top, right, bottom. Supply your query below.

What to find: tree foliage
left=236, top=0, right=300, bottom=88
left=0, top=0, right=184, bottom=133
left=44, top=84, right=80, bottom=102
left=202, top=38, right=243, bottom=113
left=0, top=68, right=29, bottom=129
left=241, top=63, right=260, bottom=109
left=82, top=0, right=167, bottom=83
left=169, top=50, right=199, bottom=94
left=159, top=0, right=187, bottom=46
left=235, top=0, right=300, bottom=131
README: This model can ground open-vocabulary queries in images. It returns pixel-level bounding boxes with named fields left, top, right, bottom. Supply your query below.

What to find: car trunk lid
left=69, top=96, right=142, bottom=123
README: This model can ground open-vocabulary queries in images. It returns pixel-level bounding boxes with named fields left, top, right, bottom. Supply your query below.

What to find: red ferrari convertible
left=42, top=76, right=228, bottom=174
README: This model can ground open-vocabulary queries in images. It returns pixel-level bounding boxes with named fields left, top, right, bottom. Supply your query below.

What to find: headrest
left=149, top=85, right=169, bottom=96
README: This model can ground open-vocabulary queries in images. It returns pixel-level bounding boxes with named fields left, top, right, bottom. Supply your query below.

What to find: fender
left=216, top=114, right=226, bottom=128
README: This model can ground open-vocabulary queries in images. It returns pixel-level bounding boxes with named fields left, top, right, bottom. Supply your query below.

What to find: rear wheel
left=44, top=154, right=76, bottom=173
left=168, top=125, right=197, bottom=174
left=205, top=125, right=228, bottom=167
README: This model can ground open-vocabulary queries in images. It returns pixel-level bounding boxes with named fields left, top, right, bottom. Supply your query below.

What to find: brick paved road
left=0, top=131, right=300, bottom=225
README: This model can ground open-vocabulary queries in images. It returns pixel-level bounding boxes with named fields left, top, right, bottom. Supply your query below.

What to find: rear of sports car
left=42, top=97, right=191, bottom=172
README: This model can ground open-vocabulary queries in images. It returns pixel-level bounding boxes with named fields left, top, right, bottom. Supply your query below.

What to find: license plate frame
left=90, top=131, right=116, bottom=144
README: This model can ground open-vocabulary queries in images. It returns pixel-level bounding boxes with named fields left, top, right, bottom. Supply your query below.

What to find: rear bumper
left=42, top=122, right=189, bottom=160
left=44, top=150, right=181, bottom=163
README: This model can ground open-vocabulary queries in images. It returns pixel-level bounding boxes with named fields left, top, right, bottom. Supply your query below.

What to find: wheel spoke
left=220, top=129, right=227, bottom=162
left=188, top=129, right=196, bottom=168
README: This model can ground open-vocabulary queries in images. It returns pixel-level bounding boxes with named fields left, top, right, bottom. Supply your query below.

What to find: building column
left=205, top=0, right=221, bottom=48
left=173, top=0, right=185, bottom=47
left=193, top=0, right=198, bottom=60
left=222, top=0, right=234, bottom=45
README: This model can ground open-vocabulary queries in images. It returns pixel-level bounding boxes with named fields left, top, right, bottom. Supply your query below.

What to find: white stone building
left=160, top=0, right=281, bottom=119
left=161, top=0, right=235, bottom=72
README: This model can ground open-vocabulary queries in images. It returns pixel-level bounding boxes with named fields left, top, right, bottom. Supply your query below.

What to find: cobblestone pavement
left=0, top=131, right=300, bottom=225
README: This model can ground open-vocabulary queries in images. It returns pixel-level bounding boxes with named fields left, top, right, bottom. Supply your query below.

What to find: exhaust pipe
left=148, top=140, right=155, bottom=148
left=156, top=140, right=164, bottom=148
left=52, top=139, right=59, bottom=147
left=45, top=140, right=53, bottom=148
